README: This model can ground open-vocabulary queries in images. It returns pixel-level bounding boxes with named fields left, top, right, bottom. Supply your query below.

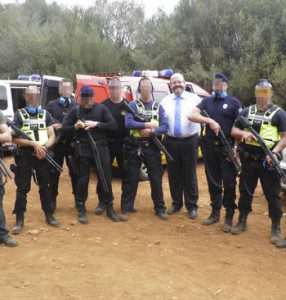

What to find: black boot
left=106, top=206, right=119, bottom=222
left=45, top=213, right=60, bottom=228
left=0, top=234, right=18, bottom=247
left=78, top=204, right=89, bottom=224
left=270, top=219, right=281, bottom=245
left=12, top=213, right=24, bottom=234
left=276, top=238, right=286, bottom=249
left=201, top=209, right=220, bottom=226
left=95, top=204, right=106, bottom=215
left=231, top=212, right=248, bottom=235
left=221, top=209, right=235, bottom=233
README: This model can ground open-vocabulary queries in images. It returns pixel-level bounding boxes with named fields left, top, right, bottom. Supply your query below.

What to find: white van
left=0, top=75, right=66, bottom=151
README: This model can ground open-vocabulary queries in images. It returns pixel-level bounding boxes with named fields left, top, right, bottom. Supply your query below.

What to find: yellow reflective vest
left=245, top=104, right=280, bottom=149
left=130, top=99, right=159, bottom=138
left=18, top=108, right=49, bottom=146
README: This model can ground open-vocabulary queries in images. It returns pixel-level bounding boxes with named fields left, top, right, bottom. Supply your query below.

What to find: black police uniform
left=46, top=98, right=78, bottom=210
left=197, top=94, right=241, bottom=217
left=12, top=109, right=55, bottom=218
left=235, top=104, right=286, bottom=223
left=101, top=98, right=129, bottom=207
left=62, top=104, right=117, bottom=212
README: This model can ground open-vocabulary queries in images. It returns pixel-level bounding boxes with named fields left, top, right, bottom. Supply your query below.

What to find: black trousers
left=164, top=135, right=199, bottom=211
left=13, top=154, right=52, bottom=214
left=200, top=139, right=237, bottom=211
left=76, top=145, right=114, bottom=207
left=0, top=175, right=8, bottom=236
left=104, top=140, right=129, bottom=207
left=238, top=157, right=282, bottom=221
left=121, top=144, right=166, bottom=214
left=50, top=144, right=77, bottom=209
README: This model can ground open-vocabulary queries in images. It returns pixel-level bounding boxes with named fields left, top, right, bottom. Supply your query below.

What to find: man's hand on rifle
left=241, top=131, right=257, bottom=142
left=265, top=152, right=281, bottom=166
left=209, top=120, right=221, bottom=136
left=140, top=128, right=154, bottom=138
left=52, top=124, right=62, bottom=131
left=84, top=121, right=99, bottom=130
left=33, top=142, right=47, bottom=160
left=144, top=122, right=157, bottom=129
left=74, top=120, right=85, bottom=130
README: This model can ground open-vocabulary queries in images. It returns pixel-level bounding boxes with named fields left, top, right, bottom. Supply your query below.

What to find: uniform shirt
left=101, top=98, right=129, bottom=140
left=62, top=104, right=117, bottom=143
left=124, top=99, right=169, bottom=136
left=197, top=95, right=241, bottom=140
left=46, top=98, right=78, bottom=124
left=160, top=91, right=201, bottom=138
left=46, top=98, right=79, bottom=146
left=235, top=103, right=286, bottom=155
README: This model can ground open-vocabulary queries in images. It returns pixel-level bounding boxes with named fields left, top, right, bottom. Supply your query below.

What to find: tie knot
left=175, top=96, right=181, bottom=101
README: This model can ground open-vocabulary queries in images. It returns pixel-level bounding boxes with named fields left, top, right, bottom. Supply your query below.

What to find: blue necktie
left=174, top=96, right=181, bottom=137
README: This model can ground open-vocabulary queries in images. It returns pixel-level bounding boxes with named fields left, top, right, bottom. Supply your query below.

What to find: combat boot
left=231, top=212, right=248, bottom=235
left=12, top=213, right=24, bottom=234
left=0, top=234, right=18, bottom=247
left=270, top=219, right=281, bottom=245
left=276, top=238, right=286, bottom=249
left=95, top=204, right=106, bottom=215
left=156, top=211, right=169, bottom=220
left=107, top=206, right=119, bottom=222
left=78, top=204, right=89, bottom=224
left=201, top=208, right=220, bottom=226
left=45, top=213, right=60, bottom=228
left=221, top=209, right=235, bottom=233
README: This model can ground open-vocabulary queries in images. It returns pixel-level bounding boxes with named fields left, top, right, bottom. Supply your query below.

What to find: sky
left=0, top=0, right=179, bottom=18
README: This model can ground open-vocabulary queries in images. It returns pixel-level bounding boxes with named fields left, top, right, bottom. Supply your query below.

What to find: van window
left=0, top=86, right=8, bottom=110
left=11, top=88, right=26, bottom=111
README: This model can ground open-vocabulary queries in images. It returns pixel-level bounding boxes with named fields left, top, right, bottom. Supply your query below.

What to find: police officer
left=189, top=73, right=241, bottom=231
left=46, top=79, right=78, bottom=211
left=122, top=77, right=169, bottom=221
left=231, top=79, right=286, bottom=244
left=100, top=78, right=130, bottom=215
left=12, top=86, right=60, bottom=234
left=0, top=111, right=18, bottom=246
left=62, top=86, right=119, bottom=224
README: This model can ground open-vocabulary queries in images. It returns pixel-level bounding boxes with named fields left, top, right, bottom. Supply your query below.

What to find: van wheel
left=139, top=163, right=148, bottom=181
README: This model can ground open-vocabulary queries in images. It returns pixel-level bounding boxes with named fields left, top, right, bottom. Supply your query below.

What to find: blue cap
left=215, top=73, right=228, bottom=83
left=80, top=85, right=94, bottom=97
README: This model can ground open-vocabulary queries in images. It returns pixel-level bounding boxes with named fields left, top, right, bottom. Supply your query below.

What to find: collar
left=171, top=91, right=188, bottom=100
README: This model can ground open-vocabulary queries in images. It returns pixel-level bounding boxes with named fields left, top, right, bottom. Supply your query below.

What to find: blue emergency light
left=133, top=70, right=141, bottom=77
left=158, top=69, right=174, bottom=78
left=18, top=75, right=30, bottom=80
left=31, top=74, right=41, bottom=81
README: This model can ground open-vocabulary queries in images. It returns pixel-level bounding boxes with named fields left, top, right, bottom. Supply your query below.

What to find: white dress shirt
left=160, top=91, right=201, bottom=138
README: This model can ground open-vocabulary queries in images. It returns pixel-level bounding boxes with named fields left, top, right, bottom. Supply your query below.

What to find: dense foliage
left=0, top=0, right=285, bottom=107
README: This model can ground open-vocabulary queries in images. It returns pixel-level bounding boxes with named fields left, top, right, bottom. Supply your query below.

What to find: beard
left=173, top=87, right=184, bottom=97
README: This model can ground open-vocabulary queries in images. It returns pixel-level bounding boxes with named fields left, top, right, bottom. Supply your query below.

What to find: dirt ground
left=1, top=156, right=286, bottom=300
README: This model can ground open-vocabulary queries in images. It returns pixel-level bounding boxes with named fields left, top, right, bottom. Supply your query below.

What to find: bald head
left=170, top=73, right=186, bottom=96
